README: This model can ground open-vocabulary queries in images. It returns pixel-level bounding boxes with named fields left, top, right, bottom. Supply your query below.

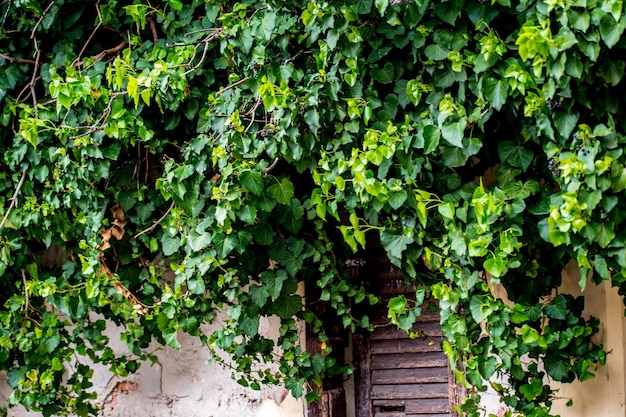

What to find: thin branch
left=216, top=77, right=251, bottom=96
left=22, top=269, right=29, bottom=318
left=0, top=53, right=37, bottom=64
left=0, top=170, right=28, bottom=229
left=30, top=1, right=54, bottom=40
left=134, top=201, right=175, bottom=239
left=0, top=0, right=11, bottom=32
left=29, top=48, right=41, bottom=116
left=184, top=27, right=222, bottom=37
left=74, top=22, right=102, bottom=65
left=148, top=15, right=158, bottom=44
left=265, top=158, right=280, bottom=175
left=93, top=41, right=128, bottom=63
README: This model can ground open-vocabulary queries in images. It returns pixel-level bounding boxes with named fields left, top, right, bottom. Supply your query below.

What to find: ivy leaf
left=262, top=270, right=288, bottom=299
left=162, top=328, right=181, bottom=350
left=423, top=125, right=441, bottom=154
left=189, top=231, right=211, bottom=251
left=478, top=356, right=498, bottom=379
left=388, top=190, right=407, bottom=210
left=599, top=13, right=625, bottom=48
left=498, top=141, right=534, bottom=171
left=240, top=314, right=259, bottom=338
left=40, top=335, right=61, bottom=354
left=261, top=12, right=276, bottom=40
left=482, top=78, right=508, bottom=111
left=442, top=119, right=467, bottom=147
left=187, top=276, right=206, bottom=295
left=545, top=356, right=572, bottom=382
left=374, top=0, right=389, bottom=15
left=544, top=295, right=567, bottom=320
left=381, top=229, right=413, bottom=260
left=248, top=285, right=269, bottom=308
left=268, top=178, right=294, bottom=204
left=519, top=378, right=543, bottom=401
left=161, top=234, right=181, bottom=257
left=595, top=222, right=615, bottom=248
left=469, top=295, right=493, bottom=323
left=371, top=62, right=395, bottom=84
left=239, top=171, right=265, bottom=196
left=272, top=294, right=302, bottom=319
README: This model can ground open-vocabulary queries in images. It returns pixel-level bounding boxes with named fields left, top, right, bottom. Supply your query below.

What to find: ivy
left=1, top=0, right=625, bottom=416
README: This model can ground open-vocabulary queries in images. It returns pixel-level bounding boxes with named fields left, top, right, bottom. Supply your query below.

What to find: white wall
left=0, top=316, right=304, bottom=417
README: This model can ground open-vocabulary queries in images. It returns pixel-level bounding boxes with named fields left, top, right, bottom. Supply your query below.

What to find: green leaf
left=423, top=125, right=441, bottom=154
left=261, top=12, right=277, bottom=40
left=498, top=141, right=534, bottom=171
left=388, top=295, right=407, bottom=315
left=262, top=270, right=288, bottom=299
left=381, top=229, right=413, bottom=259
left=483, top=78, right=508, bottom=111
left=268, top=178, right=294, bottom=204
left=599, top=13, right=624, bottom=48
left=240, top=171, right=265, bottom=196
left=162, top=328, right=181, bottom=349
left=441, top=119, right=467, bottom=147
left=189, top=231, right=211, bottom=251
left=388, top=190, right=407, bottom=210
left=425, top=44, right=450, bottom=61
left=371, top=61, right=395, bottom=83
left=519, top=378, right=543, bottom=401
left=546, top=356, right=572, bottom=381
left=240, top=315, right=259, bottom=337
left=272, top=294, right=302, bottom=319
left=469, top=295, right=493, bottom=323
left=595, top=222, right=615, bottom=248
left=545, top=295, right=567, bottom=320
left=478, top=356, right=497, bottom=379
left=161, top=234, right=181, bottom=257
left=187, top=276, right=206, bottom=295
left=249, top=285, right=269, bottom=308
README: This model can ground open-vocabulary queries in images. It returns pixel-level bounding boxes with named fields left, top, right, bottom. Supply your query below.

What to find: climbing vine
left=0, top=0, right=624, bottom=415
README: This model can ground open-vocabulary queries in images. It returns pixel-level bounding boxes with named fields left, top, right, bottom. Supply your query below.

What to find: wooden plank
left=405, top=414, right=450, bottom=417
left=371, top=383, right=450, bottom=400
left=373, top=413, right=405, bottom=417
left=371, top=321, right=443, bottom=339
left=354, top=333, right=373, bottom=417
left=373, top=398, right=450, bottom=414
left=404, top=398, right=450, bottom=414
left=372, top=367, right=449, bottom=385
left=369, top=311, right=441, bottom=326
left=370, top=337, right=443, bottom=355
left=371, top=352, right=448, bottom=370
left=322, top=388, right=347, bottom=417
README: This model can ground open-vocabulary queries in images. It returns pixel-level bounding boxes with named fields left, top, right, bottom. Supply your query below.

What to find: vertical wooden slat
left=306, top=320, right=324, bottom=417
left=322, top=388, right=347, bottom=417
left=448, top=365, right=466, bottom=417
left=354, top=332, right=373, bottom=417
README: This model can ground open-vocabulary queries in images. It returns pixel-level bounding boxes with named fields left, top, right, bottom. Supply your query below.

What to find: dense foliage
left=1, top=0, right=624, bottom=415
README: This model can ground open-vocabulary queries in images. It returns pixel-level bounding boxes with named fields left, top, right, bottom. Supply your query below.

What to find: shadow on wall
left=255, top=390, right=304, bottom=417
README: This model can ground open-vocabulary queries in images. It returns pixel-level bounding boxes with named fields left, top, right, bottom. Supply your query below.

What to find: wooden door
left=353, top=256, right=463, bottom=417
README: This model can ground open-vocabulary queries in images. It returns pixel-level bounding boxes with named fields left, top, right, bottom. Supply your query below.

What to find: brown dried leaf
left=110, top=202, right=126, bottom=221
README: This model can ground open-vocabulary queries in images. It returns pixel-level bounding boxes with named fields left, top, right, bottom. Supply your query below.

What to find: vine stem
left=0, top=170, right=27, bottom=230
left=133, top=201, right=175, bottom=239
left=22, top=269, right=29, bottom=318
left=216, top=77, right=251, bottom=96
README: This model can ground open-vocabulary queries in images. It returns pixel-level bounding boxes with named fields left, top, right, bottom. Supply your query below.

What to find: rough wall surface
left=0, top=316, right=304, bottom=417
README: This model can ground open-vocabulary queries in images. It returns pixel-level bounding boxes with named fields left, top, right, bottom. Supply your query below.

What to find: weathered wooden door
left=353, top=256, right=463, bottom=417
left=354, top=312, right=454, bottom=417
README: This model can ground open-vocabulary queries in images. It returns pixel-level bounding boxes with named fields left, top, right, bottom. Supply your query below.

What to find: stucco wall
left=550, top=261, right=626, bottom=417
left=0, top=316, right=305, bottom=417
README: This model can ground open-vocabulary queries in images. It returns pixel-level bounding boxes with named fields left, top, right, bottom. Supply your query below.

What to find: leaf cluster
left=1, top=0, right=625, bottom=415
